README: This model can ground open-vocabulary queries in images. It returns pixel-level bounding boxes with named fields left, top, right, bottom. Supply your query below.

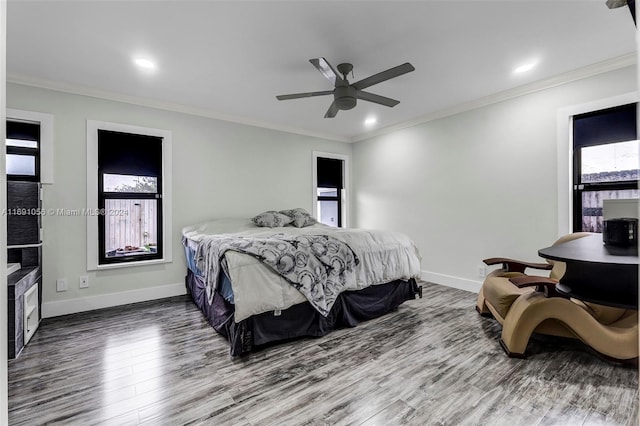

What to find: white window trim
left=86, top=120, right=172, bottom=270
left=312, top=151, right=350, bottom=228
left=556, top=91, right=638, bottom=237
left=6, top=108, right=54, bottom=184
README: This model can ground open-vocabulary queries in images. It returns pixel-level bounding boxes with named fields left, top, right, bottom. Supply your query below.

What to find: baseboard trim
left=42, top=274, right=480, bottom=318
left=42, top=282, right=186, bottom=318
left=421, top=270, right=482, bottom=294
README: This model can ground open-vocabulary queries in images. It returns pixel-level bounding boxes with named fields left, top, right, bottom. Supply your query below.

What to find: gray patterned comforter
left=196, top=233, right=359, bottom=316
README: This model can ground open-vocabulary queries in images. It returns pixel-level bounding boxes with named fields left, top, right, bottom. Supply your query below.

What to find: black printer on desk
left=603, top=218, right=638, bottom=247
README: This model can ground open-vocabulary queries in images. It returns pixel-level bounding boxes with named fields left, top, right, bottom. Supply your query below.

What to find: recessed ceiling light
left=364, top=117, right=377, bottom=126
left=134, top=58, right=156, bottom=70
left=513, top=61, right=537, bottom=74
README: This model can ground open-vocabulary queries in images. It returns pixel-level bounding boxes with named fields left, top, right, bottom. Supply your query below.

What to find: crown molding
left=5, top=74, right=351, bottom=143
left=350, top=53, right=637, bottom=142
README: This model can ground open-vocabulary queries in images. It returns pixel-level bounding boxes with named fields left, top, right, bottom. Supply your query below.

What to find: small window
left=317, top=188, right=340, bottom=226
left=103, top=174, right=158, bottom=193
left=580, top=141, right=638, bottom=183
left=7, top=154, right=36, bottom=176
left=7, top=139, right=38, bottom=149
left=316, top=156, right=345, bottom=227
left=6, top=121, right=40, bottom=181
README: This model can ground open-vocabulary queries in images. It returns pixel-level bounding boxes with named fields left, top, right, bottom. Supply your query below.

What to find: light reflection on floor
left=100, top=326, right=164, bottom=422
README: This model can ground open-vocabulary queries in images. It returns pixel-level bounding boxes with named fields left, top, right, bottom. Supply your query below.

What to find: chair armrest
left=509, top=275, right=562, bottom=298
left=508, top=276, right=557, bottom=289
left=483, top=257, right=552, bottom=274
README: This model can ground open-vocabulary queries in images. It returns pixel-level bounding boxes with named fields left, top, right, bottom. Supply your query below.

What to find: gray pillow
left=252, top=211, right=293, bottom=228
left=279, top=208, right=317, bottom=228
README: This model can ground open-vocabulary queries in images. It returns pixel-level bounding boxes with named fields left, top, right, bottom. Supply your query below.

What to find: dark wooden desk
left=538, top=234, right=638, bottom=310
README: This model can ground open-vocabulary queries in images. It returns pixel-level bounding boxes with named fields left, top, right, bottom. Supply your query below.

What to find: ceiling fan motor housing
left=334, top=85, right=357, bottom=110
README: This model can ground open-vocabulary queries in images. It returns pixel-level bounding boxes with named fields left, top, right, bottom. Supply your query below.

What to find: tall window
left=573, top=103, right=639, bottom=232
left=98, top=130, right=163, bottom=265
left=316, top=156, right=344, bottom=227
left=6, top=120, right=40, bottom=182
left=87, top=120, right=172, bottom=270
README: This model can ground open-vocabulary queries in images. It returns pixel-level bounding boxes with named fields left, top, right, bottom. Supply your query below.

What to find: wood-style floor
left=8, top=283, right=639, bottom=425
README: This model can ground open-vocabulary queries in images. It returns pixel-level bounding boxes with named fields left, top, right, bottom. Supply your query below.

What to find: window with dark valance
left=316, top=157, right=344, bottom=227
left=97, top=130, right=164, bottom=264
left=572, top=103, right=638, bottom=232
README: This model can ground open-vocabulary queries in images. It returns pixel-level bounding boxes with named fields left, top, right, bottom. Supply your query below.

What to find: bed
left=182, top=211, right=422, bottom=356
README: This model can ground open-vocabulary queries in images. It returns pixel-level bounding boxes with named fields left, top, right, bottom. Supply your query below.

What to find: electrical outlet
left=477, top=265, right=486, bottom=279
left=79, top=275, right=89, bottom=289
left=56, top=278, right=67, bottom=292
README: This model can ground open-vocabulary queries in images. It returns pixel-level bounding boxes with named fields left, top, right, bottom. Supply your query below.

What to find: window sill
left=90, top=258, right=171, bottom=271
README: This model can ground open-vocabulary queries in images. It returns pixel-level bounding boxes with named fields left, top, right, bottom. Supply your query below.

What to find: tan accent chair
left=476, top=233, right=638, bottom=362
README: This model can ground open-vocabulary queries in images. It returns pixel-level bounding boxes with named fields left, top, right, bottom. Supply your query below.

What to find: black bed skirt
left=185, top=270, right=421, bottom=356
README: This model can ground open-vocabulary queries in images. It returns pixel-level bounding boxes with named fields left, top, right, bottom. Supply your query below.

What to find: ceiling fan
left=276, top=58, right=415, bottom=118
left=606, top=0, right=636, bottom=25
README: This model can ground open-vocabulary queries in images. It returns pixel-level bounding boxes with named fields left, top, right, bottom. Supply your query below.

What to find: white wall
left=6, top=83, right=351, bottom=317
left=352, top=66, right=637, bottom=292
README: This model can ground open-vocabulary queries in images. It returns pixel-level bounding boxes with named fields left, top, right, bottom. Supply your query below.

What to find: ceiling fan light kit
left=276, top=57, right=415, bottom=118
left=334, top=86, right=357, bottom=110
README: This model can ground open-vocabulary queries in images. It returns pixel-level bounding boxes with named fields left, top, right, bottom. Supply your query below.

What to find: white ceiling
left=6, top=1, right=638, bottom=142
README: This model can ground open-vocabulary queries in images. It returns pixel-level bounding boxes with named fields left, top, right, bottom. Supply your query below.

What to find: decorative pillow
left=252, top=211, right=293, bottom=228
left=279, top=208, right=317, bottom=228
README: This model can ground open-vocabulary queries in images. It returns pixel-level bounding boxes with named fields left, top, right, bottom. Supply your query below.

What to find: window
left=313, top=153, right=348, bottom=228
left=98, top=130, right=163, bottom=264
left=6, top=109, right=54, bottom=184
left=6, top=120, right=40, bottom=181
left=572, top=103, right=638, bottom=232
left=317, top=187, right=341, bottom=227
left=87, top=121, right=172, bottom=270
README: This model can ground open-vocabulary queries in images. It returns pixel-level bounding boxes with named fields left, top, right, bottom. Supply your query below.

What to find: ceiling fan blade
left=352, top=63, right=415, bottom=90
left=324, top=101, right=339, bottom=118
left=276, top=90, right=333, bottom=101
left=357, top=91, right=400, bottom=107
left=310, top=57, right=344, bottom=86
left=606, top=0, right=627, bottom=8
